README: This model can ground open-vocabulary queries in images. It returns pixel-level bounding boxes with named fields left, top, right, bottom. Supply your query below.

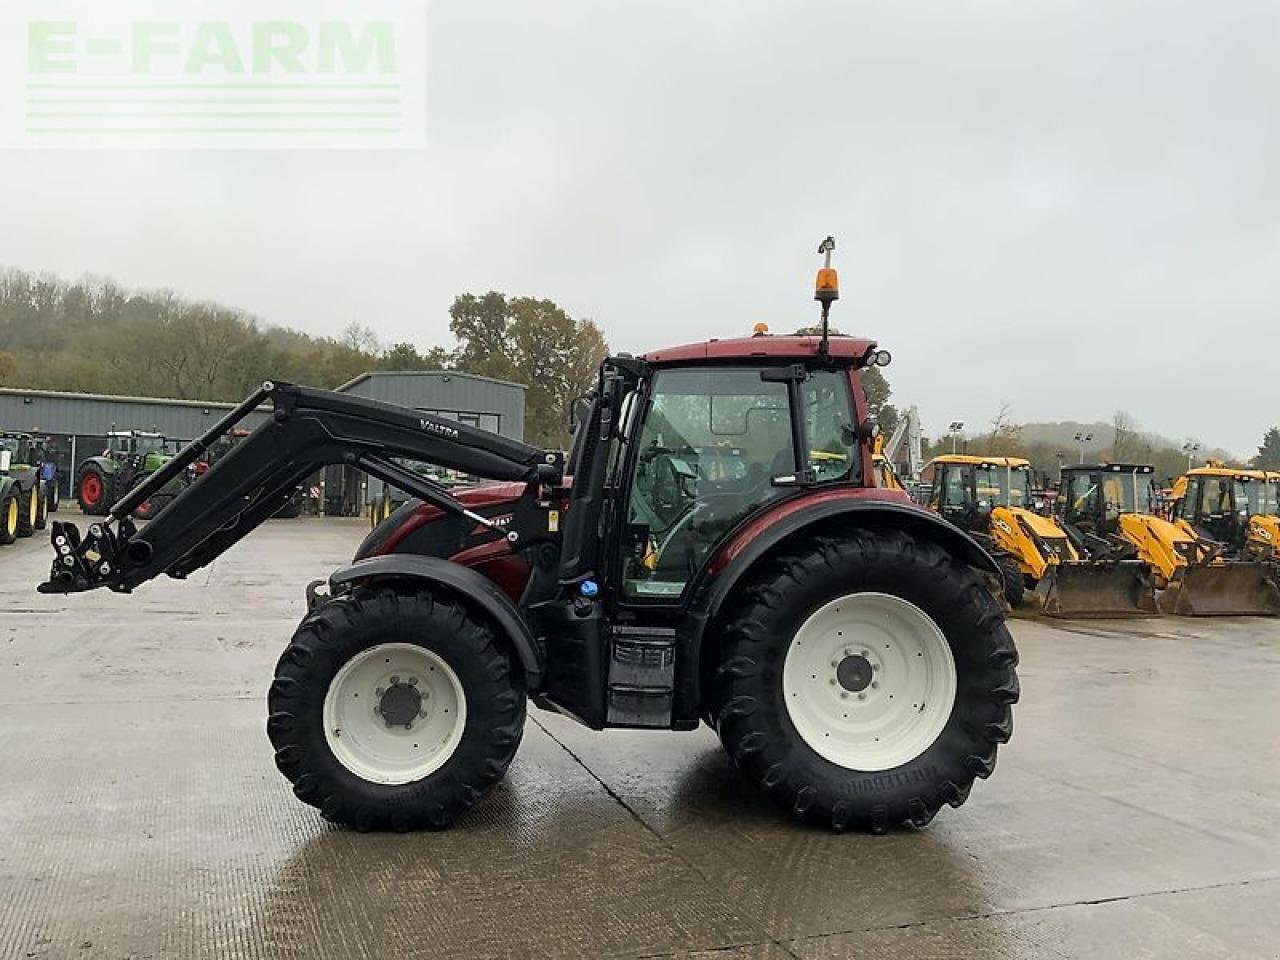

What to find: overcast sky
left=2, top=0, right=1278, bottom=454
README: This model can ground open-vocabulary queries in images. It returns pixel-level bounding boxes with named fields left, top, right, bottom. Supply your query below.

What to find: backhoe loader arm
left=39, top=381, right=560, bottom=595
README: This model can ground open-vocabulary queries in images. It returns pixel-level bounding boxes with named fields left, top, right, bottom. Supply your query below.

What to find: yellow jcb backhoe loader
left=870, top=436, right=906, bottom=492
left=1058, top=463, right=1280, bottom=616
left=1170, top=463, right=1280, bottom=563
left=922, top=455, right=1155, bottom=616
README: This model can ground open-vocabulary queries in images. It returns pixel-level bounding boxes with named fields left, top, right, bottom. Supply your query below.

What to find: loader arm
left=40, top=381, right=561, bottom=595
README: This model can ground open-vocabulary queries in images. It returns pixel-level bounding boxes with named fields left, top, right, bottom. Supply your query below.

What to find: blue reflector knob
left=580, top=580, right=599, bottom=598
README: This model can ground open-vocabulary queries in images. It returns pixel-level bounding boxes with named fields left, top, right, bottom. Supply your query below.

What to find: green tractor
left=0, top=432, right=50, bottom=545
left=75, top=430, right=183, bottom=519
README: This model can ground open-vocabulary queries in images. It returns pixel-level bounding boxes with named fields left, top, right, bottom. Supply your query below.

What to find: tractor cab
left=1173, top=465, right=1280, bottom=560
left=613, top=349, right=869, bottom=600
left=1059, top=463, right=1158, bottom=536
left=923, top=455, right=1034, bottom=526
left=0, top=432, right=34, bottom=473
left=106, top=430, right=169, bottom=459
left=1173, top=466, right=1260, bottom=544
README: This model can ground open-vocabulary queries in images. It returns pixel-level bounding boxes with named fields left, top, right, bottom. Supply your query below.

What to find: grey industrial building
left=0, top=372, right=526, bottom=514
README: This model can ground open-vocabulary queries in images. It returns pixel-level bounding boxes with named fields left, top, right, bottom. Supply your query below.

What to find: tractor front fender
left=325, top=554, right=544, bottom=690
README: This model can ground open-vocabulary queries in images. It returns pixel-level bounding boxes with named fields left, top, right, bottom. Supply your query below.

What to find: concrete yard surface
left=2, top=518, right=1279, bottom=959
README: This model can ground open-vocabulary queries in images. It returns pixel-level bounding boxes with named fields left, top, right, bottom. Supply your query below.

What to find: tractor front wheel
left=711, top=529, right=1019, bottom=832
left=267, top=585, right=526, bottom=831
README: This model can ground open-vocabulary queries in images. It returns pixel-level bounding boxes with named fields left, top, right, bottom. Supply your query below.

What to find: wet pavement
left=2, top=517, right=1279, bottom=959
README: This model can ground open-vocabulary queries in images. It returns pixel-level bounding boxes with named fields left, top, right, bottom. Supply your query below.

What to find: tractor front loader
left=39, top=242, right=1018, bottom=834
left=923, top=455, right=1154, bottom=617
left=1059, top=463, right=1279, bottom=616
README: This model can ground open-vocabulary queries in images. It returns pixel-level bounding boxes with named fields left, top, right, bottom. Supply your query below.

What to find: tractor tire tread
left=267, top=584, right=525, bottom=831
left=709, top=526, right=1018, bottom=833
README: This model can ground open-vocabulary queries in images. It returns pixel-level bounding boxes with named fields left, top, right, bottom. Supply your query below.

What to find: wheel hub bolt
left=871, top=681, right=879, bottom=689
left=857, top=693, right=867, bottom=701
left=409, top=677, right=418, bottom=686
left=390, top=675, right=400, bottom=685
left=375, top=687, right=385, bottom=697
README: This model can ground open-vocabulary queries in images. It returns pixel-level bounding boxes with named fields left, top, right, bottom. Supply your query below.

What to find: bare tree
left=340, top=322, right=380, bottom=355
left=1111, top=410, right=1137, bottom=461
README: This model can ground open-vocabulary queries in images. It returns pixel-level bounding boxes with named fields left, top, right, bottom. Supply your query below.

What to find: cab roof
left=928, top=454, right=1030, bottom=469
left=1185, top=466, right=1265, bottom=480
left=642, top=334, right=876, bottom=366
left=1062, top=462, right=1154, bottom=473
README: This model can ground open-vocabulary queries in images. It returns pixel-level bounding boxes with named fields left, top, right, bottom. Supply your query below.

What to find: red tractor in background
left=41, top=240, right=1017, bottom=833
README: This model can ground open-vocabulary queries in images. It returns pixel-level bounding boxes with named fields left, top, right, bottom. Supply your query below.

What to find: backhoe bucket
left=1034, top=562, right=1158, bottom=618
left=1159, top=563, right=1280, bottom=616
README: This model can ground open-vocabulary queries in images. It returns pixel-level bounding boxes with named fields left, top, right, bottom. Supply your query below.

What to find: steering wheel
left=645, top=452, right=696, bottom=528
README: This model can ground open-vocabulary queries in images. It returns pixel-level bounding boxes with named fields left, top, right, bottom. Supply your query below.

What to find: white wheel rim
left=783, top=592, right=957, bottom=772
left=322, top=642, right=467, bottom=785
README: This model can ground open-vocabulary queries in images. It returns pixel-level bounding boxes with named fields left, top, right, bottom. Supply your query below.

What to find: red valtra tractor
left=41, top=240, right=1018, bottom=833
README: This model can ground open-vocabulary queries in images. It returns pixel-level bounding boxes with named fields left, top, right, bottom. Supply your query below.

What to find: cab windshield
left=1244, top=479, right=1278, bottom=516
left=135, top=435, right=167, bottom=455
left=1107, top=471, right=1157, bottom=514
left=973, top=465, right=1033, bottom=508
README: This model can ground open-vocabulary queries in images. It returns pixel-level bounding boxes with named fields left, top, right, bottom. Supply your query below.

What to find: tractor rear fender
left=81, top=456, right=118, bottom=475
left=324, top=554, right=544, bottom=690
left=677, top=497, right=1000, bottom=724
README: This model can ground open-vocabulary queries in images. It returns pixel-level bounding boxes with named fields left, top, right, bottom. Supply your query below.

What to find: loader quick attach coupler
left=39, top=518, right=140, bottom=594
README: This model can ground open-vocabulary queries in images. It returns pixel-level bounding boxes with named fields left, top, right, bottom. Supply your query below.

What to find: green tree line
left=0, top=269, right=607, bottom=448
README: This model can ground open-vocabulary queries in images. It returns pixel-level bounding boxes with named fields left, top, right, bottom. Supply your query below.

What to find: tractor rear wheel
left=76, top=464, right=110, bottom=516
left=710, top=528, right=1019, bottom=833
left=0, top=491, right=18, bottom=545
left=996, top=554, right=1025, bottom=607
left=17, top=484, right=39, bottom=538
left=268, top=585, right=525, bottom=831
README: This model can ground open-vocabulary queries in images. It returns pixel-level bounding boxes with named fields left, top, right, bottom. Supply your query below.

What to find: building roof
left=0, top=386, right=246, bottom=410
left=336, top=370, right=527, bottom=393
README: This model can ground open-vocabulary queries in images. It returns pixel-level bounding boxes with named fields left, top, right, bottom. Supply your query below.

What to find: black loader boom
left=40, top=381, right=562, bottom=595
